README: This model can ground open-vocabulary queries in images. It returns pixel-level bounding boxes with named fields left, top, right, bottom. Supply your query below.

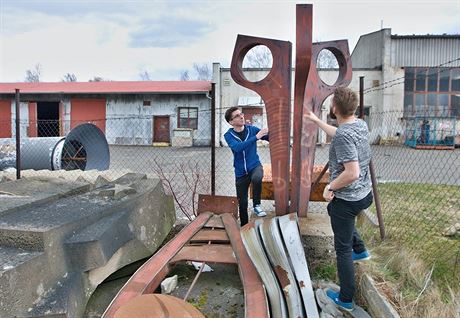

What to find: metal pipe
left=15, top=89, right=21, bottom=179
left=310, top=162, right=329, bottom=193
left=211, top=83, right=216, bottom=195
left=359, top=76, right=364, bottom=119
left=359, top=77, right=386, bottom=240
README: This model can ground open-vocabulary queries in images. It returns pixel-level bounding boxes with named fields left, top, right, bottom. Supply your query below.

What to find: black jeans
left=327, top=191, right=373, bottom=303
left=235, top=165, right=263, bottom=226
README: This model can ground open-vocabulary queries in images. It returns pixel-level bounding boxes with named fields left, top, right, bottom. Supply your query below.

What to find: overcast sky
left=0, top=0, right=459, bottom=82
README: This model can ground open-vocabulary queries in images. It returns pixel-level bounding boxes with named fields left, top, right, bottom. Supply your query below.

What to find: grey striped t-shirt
left=329, top=119, right=372, bottom=201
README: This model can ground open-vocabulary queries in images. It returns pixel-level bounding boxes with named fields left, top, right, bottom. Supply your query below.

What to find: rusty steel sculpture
left=230, top=4, right=352, bottom=216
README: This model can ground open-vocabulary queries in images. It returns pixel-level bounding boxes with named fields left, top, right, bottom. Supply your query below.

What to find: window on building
left=143, top=100, right=151, bottom=106
left=404, top=67, right=460, bottom=118
left=178, top=107, right=198, bottom=129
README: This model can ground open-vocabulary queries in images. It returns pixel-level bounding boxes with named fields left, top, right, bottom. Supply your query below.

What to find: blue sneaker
left=326, top=289, right=354, bottom=312
left=352, top=250, right=371, bottom=262
left=253, top=205, right=266, bottom=217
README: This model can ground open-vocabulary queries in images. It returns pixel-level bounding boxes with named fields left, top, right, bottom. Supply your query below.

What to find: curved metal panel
left=241, top=220, right=288, bottom=318
left=259, top=218, right=305, bottom=317
left=278, top=213, right=319, bottom=318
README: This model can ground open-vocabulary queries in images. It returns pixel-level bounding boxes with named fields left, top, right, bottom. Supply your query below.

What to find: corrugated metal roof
left=0, top=81, right=212, bottom=94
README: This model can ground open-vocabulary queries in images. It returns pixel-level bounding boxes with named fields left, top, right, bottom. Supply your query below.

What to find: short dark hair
left=225, top=106, right=240, bottom=123
left=332, top=87, right=358, bottom=117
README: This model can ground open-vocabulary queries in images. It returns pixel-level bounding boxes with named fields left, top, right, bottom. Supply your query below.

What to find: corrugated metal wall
left=391, top=37, right=460, bottom=67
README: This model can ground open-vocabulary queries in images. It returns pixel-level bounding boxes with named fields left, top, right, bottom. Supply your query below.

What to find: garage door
left=0, top=100, right=11, bottom=138
left=70, top=98, right=106, bottom=133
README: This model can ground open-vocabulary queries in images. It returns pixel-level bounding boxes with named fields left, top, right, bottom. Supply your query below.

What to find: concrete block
left=0, top=172, right=175, bottom=317
left=299, top=213, right=335, bottom=263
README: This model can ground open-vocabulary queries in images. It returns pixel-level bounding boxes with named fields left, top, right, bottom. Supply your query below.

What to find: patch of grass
left=310, top=261, right=337, bottom=282
left=189, top=288, right=209, bottom=310
left=366, top=183, right=460, bottom=289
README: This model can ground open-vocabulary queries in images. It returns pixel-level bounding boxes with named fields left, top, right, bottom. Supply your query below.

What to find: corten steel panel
left=70, top=98, right=106, bottom=133
left=0, top=100, right=12, bottom=138
left=197, top=194, right=238, bottom=219
left=230, top=4, right=352, bottom=216
left=231, top=35, right=292, bottom=215
left=292, top=39, right=352, bottom=216
left=27, top=102, right=37, bottom=137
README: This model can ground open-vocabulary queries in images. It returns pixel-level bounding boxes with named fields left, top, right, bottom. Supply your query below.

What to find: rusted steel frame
left=183, top=239, right=212, bottom=301
left=310, top=162, right=329, bottom=193
left=221, top=213, right=270, bottom=318
left=197, top=194, right=238, bottom=219
left=290, top=4, right=312, bottom=214
left=230, top=35, right=292, bottom=215
left=295, top=40, right=352, bottom=217
left=170, top=245, right=237, bottom=264
left=101, top=212, right=213, bottom=318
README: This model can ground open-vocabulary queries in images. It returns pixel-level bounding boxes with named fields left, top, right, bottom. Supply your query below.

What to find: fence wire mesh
left=0, top=109, right=459, bottom=282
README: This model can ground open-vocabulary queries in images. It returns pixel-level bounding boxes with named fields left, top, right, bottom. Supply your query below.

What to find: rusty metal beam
left=190, top=229, right=229, bottom=243
left=197, top=194, right=238, bottom=219
left=221, top=213, right=270, bottom=318
left=170, top=245, right=237, bottom=264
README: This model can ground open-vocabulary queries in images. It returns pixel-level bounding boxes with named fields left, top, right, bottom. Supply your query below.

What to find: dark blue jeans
left=235, top=165, right=263, bottom=226
left=327, top=191, right=373, bottom=303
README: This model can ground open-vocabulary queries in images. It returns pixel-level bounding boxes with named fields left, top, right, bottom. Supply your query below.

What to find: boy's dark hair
left=225, top=106, right=240, bottom=123
left=332, top=87, right=358, bottom=117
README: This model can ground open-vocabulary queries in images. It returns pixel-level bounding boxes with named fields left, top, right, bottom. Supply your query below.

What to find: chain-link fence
left=0, top=109, right=459, bottom=282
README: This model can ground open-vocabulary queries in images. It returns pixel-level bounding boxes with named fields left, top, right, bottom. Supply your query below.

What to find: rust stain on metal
left=273, top=265, right=290, bottom=290
left=299, top=280, right=305, bottom=288
left=230, top=4, right=352, bottom=216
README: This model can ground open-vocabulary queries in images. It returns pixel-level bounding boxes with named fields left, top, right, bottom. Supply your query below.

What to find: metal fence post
left=359, top=77, right=385, bottom=240
left=15, top=88, right=21, bottom=180
left=211, top=83, right=216, bottom=195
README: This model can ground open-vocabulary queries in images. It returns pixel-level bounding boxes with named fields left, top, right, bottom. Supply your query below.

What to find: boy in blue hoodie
left=224, top=106, right=269, bottom=226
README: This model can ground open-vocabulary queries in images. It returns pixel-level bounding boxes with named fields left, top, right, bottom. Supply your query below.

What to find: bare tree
left=25, top=63, right=42, bottom=82
left=89, top=76, right=104, bottom=82
left=193, top=63, right=212, bottom=80
left=62, top=73, right=77, bottom=82
left=139, top=70, right=151, bottom=81
left=179, top=70, right=190, bottom=81
left=316, top=49, right=338, bottom=68
left=243, top=45, right=273, bottom=68
left=152, top=158, right=210, bottom=221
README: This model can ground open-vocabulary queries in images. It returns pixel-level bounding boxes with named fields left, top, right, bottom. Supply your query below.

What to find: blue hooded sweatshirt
left=224, top=125, right=269, bottom=178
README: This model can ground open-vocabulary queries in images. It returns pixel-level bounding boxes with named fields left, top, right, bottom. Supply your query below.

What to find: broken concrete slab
left=0, top=176, right=90, bottom=217
left=360, top=273, right=400, bottom=318
left=0, top=172, right=175, bottom=318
